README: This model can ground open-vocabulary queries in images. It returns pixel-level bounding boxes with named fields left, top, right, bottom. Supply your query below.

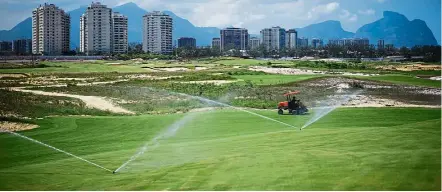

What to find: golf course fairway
left=0, top=107, right=440, bottom=190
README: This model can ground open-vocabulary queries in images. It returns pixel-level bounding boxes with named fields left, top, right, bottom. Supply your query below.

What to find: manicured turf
left=233, top=74, right=322, bottom=85
left=0, top=62, right=146, bottom=74
left=350, top=74, right=441, bottom=88
left=0, top=108, right=440, bottom=190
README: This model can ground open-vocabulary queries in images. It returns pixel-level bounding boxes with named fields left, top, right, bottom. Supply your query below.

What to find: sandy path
left=9, top=87, right=135, bottom=114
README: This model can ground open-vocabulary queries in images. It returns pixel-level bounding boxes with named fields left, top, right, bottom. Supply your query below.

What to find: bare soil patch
left=0, top=121, right=39, bottom=132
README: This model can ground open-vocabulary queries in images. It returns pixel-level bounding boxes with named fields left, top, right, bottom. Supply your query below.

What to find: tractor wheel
left=278, top=109, right=283, bottom=115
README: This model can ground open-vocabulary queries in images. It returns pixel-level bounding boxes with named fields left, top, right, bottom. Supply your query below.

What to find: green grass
left=0, top=61, right=147, bottom=74
left=233, top=74, right=322, bottom=85
left=352, top=74, right=441, bottom=88
left=0, top=108, right=440, bottom=190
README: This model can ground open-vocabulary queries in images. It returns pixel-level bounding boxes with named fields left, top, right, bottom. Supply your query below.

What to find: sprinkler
left=113, top=171, right=116, bottom=174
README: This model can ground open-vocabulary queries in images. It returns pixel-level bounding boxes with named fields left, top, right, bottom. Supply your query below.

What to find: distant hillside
left=296, top=20, right=355, bottom=43
left=355, top=11, right=438, bottom=47
left=0, top=5, right=438, bottom=49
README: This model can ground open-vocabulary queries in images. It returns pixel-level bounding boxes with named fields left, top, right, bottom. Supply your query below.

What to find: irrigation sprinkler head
left=112, top=171, right=116, bottom=174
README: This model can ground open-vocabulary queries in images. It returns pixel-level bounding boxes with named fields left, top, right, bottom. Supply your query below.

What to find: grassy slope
left=0, top=108, right=439, bottom=190
left=351, top=74, right=441, bottom=88
left=233, top=74, right=322, bottom=85
left=0, top=62, right=146, bottom=74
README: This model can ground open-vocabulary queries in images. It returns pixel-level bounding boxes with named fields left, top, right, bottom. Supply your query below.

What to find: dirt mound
left=0, top=121, right=39, bottom=132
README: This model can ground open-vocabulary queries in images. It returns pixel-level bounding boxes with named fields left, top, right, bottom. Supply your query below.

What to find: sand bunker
left=377, top=64, right=441, bottom=71
left=249, top=66, right=322, bottom=75
left=0, top=74, right=28, bottom=79
left=0, top=121, right=39, bottom=132
left=249, top=66, right=378, bottom=76
left=9, top=87, right=135, bottom=114
left=157, top=67, right=189, bottom=72
left=342, top=95, right=439, bottom=108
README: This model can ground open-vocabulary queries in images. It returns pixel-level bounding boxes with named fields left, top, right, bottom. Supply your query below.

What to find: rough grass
left=233, top=74, right=322, bottom=85
left=352, top=74, right=441, bottom=88
left=0, top=61, right=147, bottom=74
left=0, top=108, right=439, bottom=190
left=0, top=89, right=113, bottom=117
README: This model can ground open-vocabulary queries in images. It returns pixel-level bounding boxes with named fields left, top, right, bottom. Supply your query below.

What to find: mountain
left=68, top=6, right=87, bottom=49
left=112, top=2, right=148, bottom=44
left=0, top=17, right=31, bottom=41
left=0, top=2, right=220, bottom=49
left=0, top=5, right=438, bottom=49
left=355, top=11, right=438, bottom=47
left=296, top=20, right=354, bottom=42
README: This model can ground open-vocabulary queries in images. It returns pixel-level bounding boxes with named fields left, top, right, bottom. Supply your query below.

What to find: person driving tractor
left=278, top=91, right=308, bottom=115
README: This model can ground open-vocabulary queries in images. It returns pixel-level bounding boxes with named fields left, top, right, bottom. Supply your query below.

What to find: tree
left=128, top=42, right=143, bottom=54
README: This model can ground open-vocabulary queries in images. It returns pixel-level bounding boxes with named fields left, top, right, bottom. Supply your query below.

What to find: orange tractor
left=278, top=91, right=308, bottom=115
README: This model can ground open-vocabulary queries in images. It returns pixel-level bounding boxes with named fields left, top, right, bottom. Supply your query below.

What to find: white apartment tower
left=142, top=11, right=173, bottom=54
left=260, top=27, right=286, bottom=51
left=80, top=2, right=113, bottom=55
left=112, top=12, right=128, bottom=53
left=285, top=29, right=297, bottom=49
left=32, top=3, right=70, bottom=55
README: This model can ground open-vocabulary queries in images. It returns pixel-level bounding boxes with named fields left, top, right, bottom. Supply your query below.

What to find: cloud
left=307, top=2, right=340, bottom=19
left=358, top=9, right=375, bottom=15
left=376, top=0, right=386, bottom=3
left=339, top=9, right=358, bottom=22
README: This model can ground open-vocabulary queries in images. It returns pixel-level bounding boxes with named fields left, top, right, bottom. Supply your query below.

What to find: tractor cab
left=278, top=91, right=308, bottom=115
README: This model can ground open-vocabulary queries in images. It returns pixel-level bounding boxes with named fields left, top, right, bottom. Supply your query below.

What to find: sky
left=1, top=0, right=441, bottom=42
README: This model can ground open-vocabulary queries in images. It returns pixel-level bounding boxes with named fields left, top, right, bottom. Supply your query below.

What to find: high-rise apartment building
left=311, top=38, right=323, bottom=48
left=178, top=37, right=196, bottom=48
left=142, top=11, right=173, bottom=54
left=297, top=37, right=309, bottom=48
left=0, top=41, right=12, bottom=52
left=285, top=29, right=297, bottom=49
left=249, top=37, right=260, bottom=50
left=112, top=12, right=128, bottom=54
left=260, top=27, right=286, bottom=51
left=13, top=39, right=32, bottom=55
left=212, top=38, right=221, bottom=49
left=377, top=39, right=385, bottom=49
left=32, top=3, right=70, bottom=55
left=80, top=2, right=113, bottom=55
left=220, top=28, right=249, bottom=51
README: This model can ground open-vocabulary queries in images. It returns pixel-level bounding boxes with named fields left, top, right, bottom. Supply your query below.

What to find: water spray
left=113, top=112, right=197, bottom=173
left=301, top=90, right=362, bottom=130
left=175, top=93, right=296, bottom=129
left=109, top=85, right=297, bottom=129
left=0, top=130, right=113, bottom=173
